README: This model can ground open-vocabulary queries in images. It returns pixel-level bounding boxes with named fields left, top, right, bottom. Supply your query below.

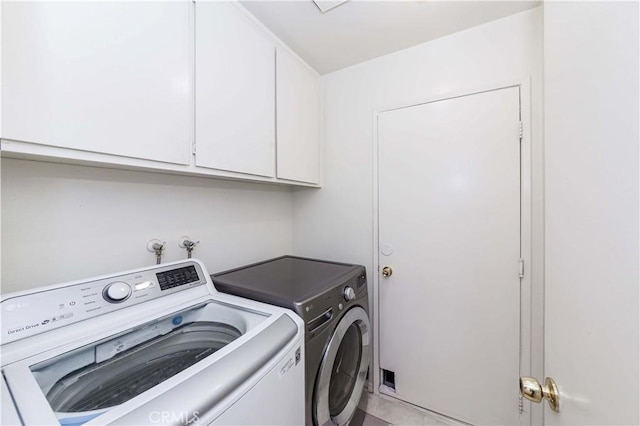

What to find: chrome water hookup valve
left=179, top=236, right=200, bottom=259
left=146, top=239, right=166, bottom=265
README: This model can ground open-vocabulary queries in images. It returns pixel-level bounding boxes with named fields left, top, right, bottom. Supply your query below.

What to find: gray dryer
left=212, top=256, right=371, bottom=426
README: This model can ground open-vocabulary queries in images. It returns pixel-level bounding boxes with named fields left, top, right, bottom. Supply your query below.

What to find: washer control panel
left=1, top=261, right=208, bottom=344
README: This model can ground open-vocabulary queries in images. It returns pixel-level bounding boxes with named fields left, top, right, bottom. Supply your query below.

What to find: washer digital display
left=157, top=266, right=200, bottom=291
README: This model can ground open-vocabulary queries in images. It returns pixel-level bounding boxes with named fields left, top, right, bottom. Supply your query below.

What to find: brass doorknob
left=520, top=376, right=560, bottom=412
left=382, top=266, right=393, bottom=277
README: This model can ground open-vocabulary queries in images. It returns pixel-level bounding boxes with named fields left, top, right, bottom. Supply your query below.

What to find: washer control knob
left=343, top=286, right=356, bottom=301
left=104, top=282, right=132, bottom=303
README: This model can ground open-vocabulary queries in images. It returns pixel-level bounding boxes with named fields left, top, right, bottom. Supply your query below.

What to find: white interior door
left=378, top=87, right=522, bottom=425
left=542, top=2, right=639, bottom=425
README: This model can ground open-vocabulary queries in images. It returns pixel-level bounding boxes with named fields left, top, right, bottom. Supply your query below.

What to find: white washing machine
left=0, top=259, right=305, bottom=426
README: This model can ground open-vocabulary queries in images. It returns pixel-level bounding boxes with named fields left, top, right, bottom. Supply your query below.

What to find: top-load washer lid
left=3, top=298, right=299, bottom=426
left=211, top=256, right=365, bottom=311
left=28, top=301, right=257, bottom=425
left=45, top=320, right=241, bottom=413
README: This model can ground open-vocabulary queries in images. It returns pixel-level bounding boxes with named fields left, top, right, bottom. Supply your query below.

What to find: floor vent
left=382, top=369, right=396, bottom=391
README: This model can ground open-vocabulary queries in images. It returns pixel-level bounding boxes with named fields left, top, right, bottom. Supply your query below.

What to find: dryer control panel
left=0, top=261, right=209, bottom=344
left=303, top=268, right=367, bottom=339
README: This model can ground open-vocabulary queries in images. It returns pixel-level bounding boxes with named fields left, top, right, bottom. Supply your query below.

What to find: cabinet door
left=276, top=49, right=320, bottom=184
left=1, top=2, right=190, bottom=165
left=195, top=2, right=276, bottom=177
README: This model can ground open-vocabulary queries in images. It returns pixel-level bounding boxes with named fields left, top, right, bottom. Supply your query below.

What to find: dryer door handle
left=308, top=308, right=333, bottom=332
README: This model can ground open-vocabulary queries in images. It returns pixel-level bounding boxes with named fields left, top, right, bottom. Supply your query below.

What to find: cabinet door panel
left=195, top=2, right=275, bottom=177
left=1, top=2, right=190, bottom=164
left=276, top=50, right=320, bottom=184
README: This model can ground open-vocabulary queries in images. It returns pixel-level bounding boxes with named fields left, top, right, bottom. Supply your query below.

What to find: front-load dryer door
left=314, top=306, right=370, bottom=426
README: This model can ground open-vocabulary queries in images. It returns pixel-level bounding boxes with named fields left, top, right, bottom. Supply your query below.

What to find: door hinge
left=518, top=258, right=525, bottom=279
left=518, top=393, right=524, bottom=414
left=191, top=141, right=196, bottom=155
left=519, top=121, right=523, bottom=141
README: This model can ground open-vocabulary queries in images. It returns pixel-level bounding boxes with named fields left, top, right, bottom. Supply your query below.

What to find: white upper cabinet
left=1, top=2, right=191, bottom=164
left=276, top=49, right=321, bottom=184
left=1, top=1, right=320, bottom=187
left=195, top=2, right=276, bottom=177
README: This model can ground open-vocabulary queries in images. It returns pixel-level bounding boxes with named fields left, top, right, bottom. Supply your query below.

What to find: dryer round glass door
left=314, top=306, right=371, bottom=426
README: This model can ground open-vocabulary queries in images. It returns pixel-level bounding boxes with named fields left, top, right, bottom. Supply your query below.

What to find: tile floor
left=353, top=391, right=467, bottom=426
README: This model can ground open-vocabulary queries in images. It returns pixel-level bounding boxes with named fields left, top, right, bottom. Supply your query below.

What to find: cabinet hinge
left=519, top=121, right=523, bottom=141
left=518, top=258, right=525, bottom=279
left=191, top=142, right=196, bottom=155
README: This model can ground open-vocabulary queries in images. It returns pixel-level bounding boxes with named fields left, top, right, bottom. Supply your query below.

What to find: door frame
left=370, top=79, right=541, bottom=424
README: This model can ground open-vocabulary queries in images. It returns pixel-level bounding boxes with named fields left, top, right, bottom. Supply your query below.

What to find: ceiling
left=241, top=1, right=541, bottom=75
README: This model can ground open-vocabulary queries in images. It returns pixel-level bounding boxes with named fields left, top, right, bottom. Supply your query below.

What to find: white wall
left=1, top=158, right=293, bottom=294
left=543, top=2, right=639, bottom=424
left=294, top=6, right=542, bottom=267
left=292, top=6, right=543, bottom=403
